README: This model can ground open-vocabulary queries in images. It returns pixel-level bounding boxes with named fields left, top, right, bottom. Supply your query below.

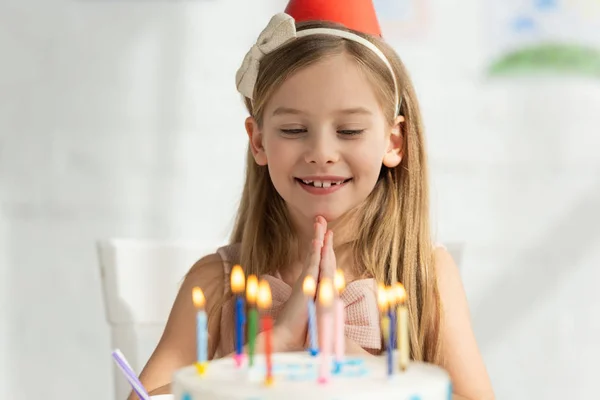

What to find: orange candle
left=257, top=279, right=273, bottom=386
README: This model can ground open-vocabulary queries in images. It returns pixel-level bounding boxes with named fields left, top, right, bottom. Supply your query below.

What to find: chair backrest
left=97, top=238, right=223, bottom=400
left=444, top=242, right=465, bottom=269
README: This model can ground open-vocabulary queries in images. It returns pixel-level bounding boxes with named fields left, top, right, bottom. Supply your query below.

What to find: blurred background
left=1, top=0, right=599, bottom=399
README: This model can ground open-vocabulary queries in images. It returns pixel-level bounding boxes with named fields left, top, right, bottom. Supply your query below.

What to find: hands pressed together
left=268, top=216, right=338, bottom=353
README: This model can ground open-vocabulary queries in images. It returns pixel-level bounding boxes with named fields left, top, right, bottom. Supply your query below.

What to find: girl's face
left=247, top=52, right=403, bottom=223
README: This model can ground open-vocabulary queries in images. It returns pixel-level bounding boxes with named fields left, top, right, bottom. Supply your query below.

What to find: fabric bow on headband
left=235, top=13, right=297, bottom=100
left=235, top=12, right=401, bottom=115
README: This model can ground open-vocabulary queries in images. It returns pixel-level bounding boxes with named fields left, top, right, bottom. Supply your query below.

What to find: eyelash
left=280, top=129, right=364, bottom=136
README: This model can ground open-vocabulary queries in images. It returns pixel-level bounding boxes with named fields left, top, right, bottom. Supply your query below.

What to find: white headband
left=235, top=13, right=401, bottom=116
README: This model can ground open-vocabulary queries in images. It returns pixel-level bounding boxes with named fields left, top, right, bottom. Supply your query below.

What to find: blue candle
left=388, top=308, right=397, bottom=349
left=307, top=297, right=319, bottom=356
left=197, top=309, right=207, bottom=363
left=192, top=287, right=208, bottom=375
left=235, top=295, right=245, bottom=355
left=378, top=284, right=393, bottom=376
left=231, top=265, right=246, bottom=366
left=387, top=322, right=393, bottom=376
left=303, top=276, right=319, bottom=356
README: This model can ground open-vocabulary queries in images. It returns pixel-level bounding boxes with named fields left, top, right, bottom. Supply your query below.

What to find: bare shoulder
left=433, top=247, right=495, bottom=400
left=184, top=253, right=226, bottom=298
left=135, top=252, right=226, bottom=397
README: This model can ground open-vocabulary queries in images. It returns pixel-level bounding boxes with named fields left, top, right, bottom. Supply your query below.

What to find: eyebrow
left=271, top=107, right=373, bottom=116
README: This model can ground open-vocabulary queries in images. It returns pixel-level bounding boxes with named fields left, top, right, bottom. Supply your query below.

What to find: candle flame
left=334, top=269, right=345, bottom=293
left=257, top=279, right=272, bottom=310
left=377, top=283, right=388, bottom=312
left=231, top=265, right=245, bottom=294
left=192, top=286, right=205, bottom=308
left=318, top=277, right=334, bottom=306
left=303, top=276, right=316, bottom=297
left=394, top=283, right=407, bottom=303
left=386, top=286, right=398, bottom=306
left=246, top=274, right=258, bottom=303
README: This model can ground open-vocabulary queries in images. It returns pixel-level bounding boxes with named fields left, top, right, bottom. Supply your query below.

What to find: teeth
left=300, top=179, right=348, bottom=187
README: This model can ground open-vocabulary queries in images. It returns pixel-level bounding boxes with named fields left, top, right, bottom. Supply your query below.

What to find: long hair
left=228, top=20, right=442, bottom=364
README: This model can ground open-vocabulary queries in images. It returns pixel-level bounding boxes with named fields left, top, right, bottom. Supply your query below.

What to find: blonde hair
left=229, top=21, right=441, bottom=364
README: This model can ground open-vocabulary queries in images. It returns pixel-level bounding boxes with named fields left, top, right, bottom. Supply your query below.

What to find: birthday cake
left=172, top=351, right=451, bottom=400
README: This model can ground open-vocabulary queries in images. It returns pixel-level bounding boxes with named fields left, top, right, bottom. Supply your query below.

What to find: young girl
left=134, top=5, right=494, bottom=400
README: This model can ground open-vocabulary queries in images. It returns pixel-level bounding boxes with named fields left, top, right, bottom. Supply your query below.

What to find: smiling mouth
left=294, top=178, right=353, bottom=188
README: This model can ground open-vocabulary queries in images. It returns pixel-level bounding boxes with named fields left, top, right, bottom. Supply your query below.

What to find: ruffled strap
left=341, top=278, right=382, bottom=351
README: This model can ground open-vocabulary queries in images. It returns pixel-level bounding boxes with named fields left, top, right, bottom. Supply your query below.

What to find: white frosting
left=173, top=352, right=451, bottom=400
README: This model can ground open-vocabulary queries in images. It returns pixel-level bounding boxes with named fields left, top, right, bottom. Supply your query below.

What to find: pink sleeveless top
left=214, top=243, right=382, bottom=358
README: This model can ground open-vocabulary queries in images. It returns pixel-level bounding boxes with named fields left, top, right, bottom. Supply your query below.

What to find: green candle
left=246, top=275, right=259, bottom=366
left=248, top=308, right=259, bottom=366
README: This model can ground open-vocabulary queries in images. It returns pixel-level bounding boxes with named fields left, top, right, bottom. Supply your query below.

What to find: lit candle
left=377, top=284, right=392, bottom=377
left=231, top=265, right=246, bottom=367
left=246, top=275, right=259, bottom=367
left=394, top=283, right=409, bottom=371
left=303, top=276, right=319, bottom=357
left=192, top=287, right=208, bottom=375
left=333, top=269, right=345, bottom=372
left=257, top=279, right=273, bottom=386
left=387, top=286, right=397, bottom=352
left=317, top=277, right=334, bottom=384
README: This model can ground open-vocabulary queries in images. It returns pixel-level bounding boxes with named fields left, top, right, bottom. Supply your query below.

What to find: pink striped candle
left=318, top=278, right=334, bottom=384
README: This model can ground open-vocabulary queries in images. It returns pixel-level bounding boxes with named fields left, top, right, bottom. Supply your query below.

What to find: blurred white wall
left=1, top=0, right=599, bottom=399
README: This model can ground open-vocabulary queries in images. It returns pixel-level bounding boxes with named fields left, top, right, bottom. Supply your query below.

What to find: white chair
left=97, top=238, right=223, bottom=400
left=443, top=241, right=465, bottom=270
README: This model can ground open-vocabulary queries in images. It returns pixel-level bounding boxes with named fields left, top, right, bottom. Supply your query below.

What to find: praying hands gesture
left=272, top=216, right=370, bottom=356
left=271, top=216, right=328, bottom=351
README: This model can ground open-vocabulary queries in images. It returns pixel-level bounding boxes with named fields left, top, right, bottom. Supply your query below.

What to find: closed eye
left=280, top=129, right=307, bottom=135
left=338, top=129, right=364, bottom=136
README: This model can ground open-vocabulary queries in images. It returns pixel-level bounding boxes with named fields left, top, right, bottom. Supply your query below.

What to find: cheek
left=264, top=138, right=298, bottom=174
left=351, top=141, right=386, bottom=177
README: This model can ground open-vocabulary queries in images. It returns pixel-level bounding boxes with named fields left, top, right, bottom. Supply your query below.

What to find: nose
left=304, top=131, right=339, bottom=165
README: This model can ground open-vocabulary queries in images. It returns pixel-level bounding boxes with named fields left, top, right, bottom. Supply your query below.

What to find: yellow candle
left=394, top=283, right=409, bottom=371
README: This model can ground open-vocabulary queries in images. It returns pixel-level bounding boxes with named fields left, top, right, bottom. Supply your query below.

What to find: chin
left=302, top=206, right=348, bottom=223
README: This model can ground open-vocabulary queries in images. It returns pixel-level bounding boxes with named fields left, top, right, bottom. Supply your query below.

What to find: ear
left=245, top=117, right=268, bottom=166
left=383, top=115, right=405, bottom=168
